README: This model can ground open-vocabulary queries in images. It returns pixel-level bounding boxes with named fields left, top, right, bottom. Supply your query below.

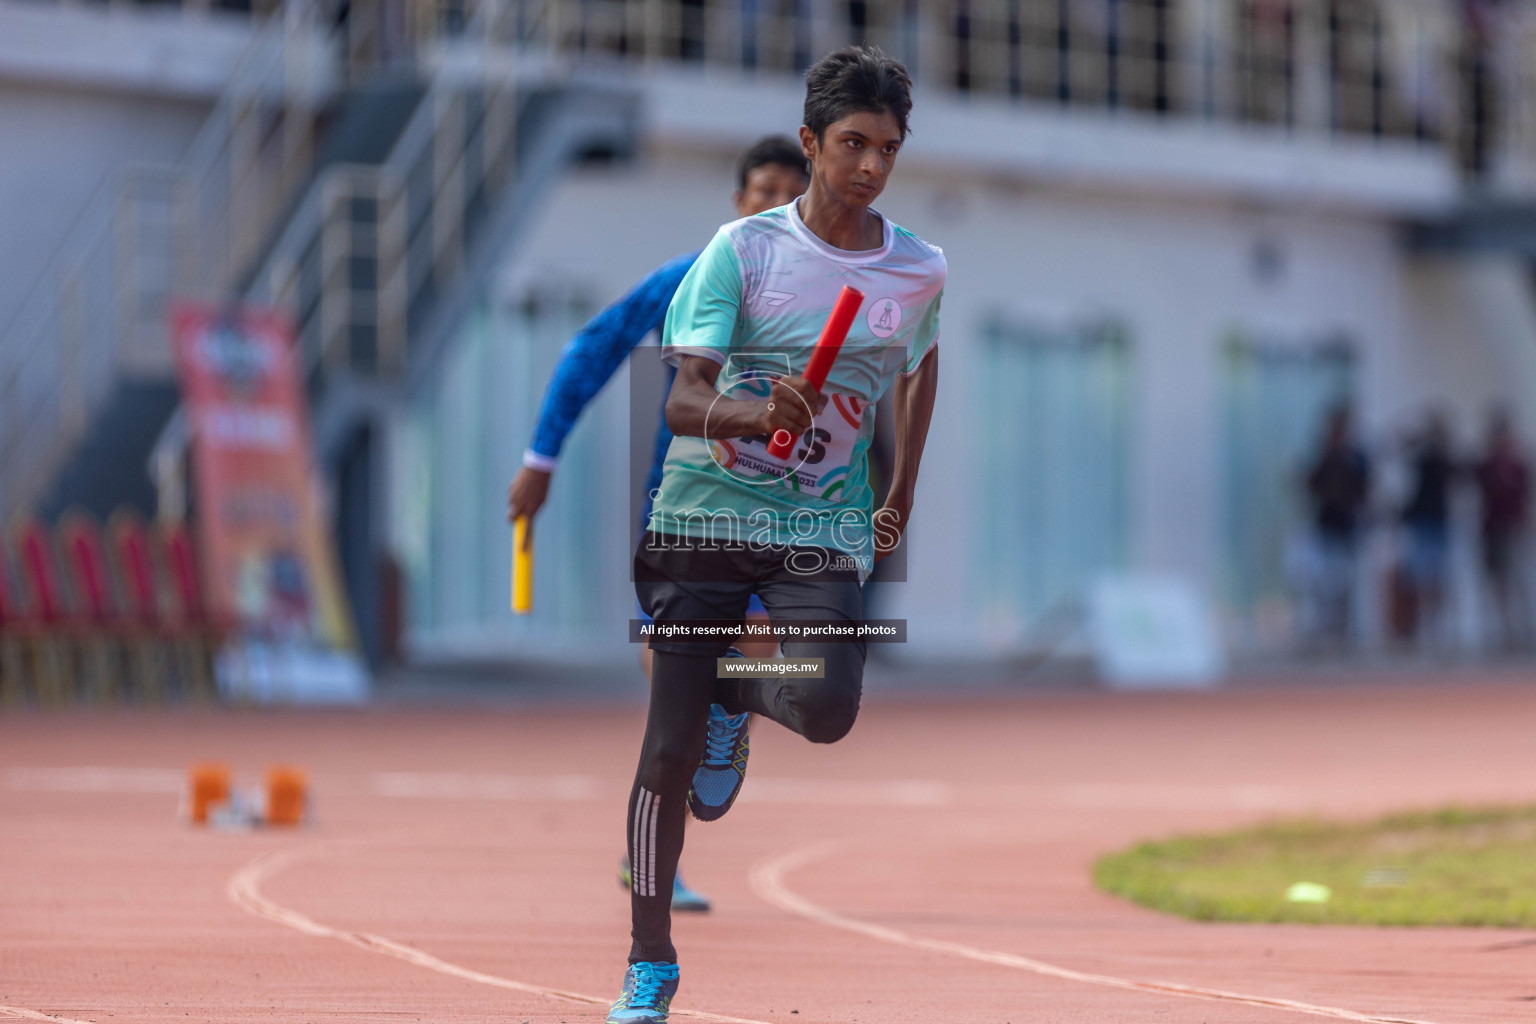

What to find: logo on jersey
left=867, top=297, right=902, bottom=338
left=708, top=439, right=738, bottom=470
left=761, top=290, right=796, bottom=307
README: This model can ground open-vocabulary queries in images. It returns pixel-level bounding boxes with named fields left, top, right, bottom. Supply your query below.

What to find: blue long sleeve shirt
left=523, top=251, right=700, bottom=498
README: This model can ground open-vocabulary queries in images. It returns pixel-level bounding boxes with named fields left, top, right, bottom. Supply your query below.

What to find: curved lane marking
left=228, top=843, right=772, bottom=1024
left=750, top=841, right=1444, bottom=1024
left=0, top=1007, right=96, bottom=1023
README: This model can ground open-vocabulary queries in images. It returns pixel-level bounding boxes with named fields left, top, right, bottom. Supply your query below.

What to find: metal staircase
left=1, top=0, right=640, bottom=531
left=236, top=52, right=639, bottom=468
left=0, top=0, right=642, bottom=662
left=223, top=30, right=639, bottom=662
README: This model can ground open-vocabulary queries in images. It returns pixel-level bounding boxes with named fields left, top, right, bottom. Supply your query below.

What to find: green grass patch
left=1094, top=805, right=1536, bottom=928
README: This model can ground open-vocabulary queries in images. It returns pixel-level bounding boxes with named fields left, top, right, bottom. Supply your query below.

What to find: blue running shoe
left=670, top=872, right=711, bottom=913
left=618, top=854, right=711, bottom=912
left=606, top=961, right=679, bottom=1024
left=688, top=704, right=750, bottom=821
left=688, top=649, right=751, bottom=822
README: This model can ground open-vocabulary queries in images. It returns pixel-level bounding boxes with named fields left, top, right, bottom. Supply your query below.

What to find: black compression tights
left=626, top=643, right=865, bottom=964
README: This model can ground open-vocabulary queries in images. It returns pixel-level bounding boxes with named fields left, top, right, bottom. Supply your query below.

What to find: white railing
left=248, top=34, right=519, bottom=386
left=414, top=0, right=1536, bottom=182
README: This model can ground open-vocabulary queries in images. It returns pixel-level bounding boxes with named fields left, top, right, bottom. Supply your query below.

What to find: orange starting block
left=187, top=762, right=231, bottom=824
left=263, top=765, right=308, bottom=826
left=185, top=762, right=309, bottom=827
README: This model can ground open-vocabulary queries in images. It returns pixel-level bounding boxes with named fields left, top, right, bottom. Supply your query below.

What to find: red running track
left=3, top=674, right=1536, bottom=1023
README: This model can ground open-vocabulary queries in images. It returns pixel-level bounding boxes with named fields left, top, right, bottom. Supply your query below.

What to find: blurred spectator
left=1400, top=410, right=1457, bottom=648
left=1304, top=405, right=1371, bottom=648
left=1474, top=408, right=1530, bottom=650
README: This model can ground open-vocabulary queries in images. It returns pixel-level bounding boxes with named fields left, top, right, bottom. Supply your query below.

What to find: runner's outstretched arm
left=663, top=355, right=826, bottom=441
left=874, top=345, right=938, bottom=561
left=508, top=253, right=697, bottom=527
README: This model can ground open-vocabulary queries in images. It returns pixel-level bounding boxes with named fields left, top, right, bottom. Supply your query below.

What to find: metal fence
left=12, top=0, right=1535, bottom=166
left=449, top=0, right=1536, bottom=177
left=247, top=68, right=519, bottom=389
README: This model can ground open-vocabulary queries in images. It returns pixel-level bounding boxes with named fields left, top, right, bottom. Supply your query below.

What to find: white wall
left=1398, top=254, right=1536, bottom=426
left=392, top=134, right=1516, bottom=665
left=639, top=65, right=1460, bottom=217
left=0, top=85, right=210, bottom=325
left=849, top=172, right=1458, bottom=654
left=0, top=4, right=257, bottom=337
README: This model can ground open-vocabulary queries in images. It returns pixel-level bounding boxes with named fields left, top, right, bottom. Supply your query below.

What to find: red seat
left=59, top=513, right=117, bottom=626
left=162, top=520, right=205, bottom=627
left=108, top=511, right=163, bottom=629
left=15, top=517, right=68, bottom=627
left=9, top=517, right=72, bottom=704
left=60, top=512, right=131, bottom=703
left=0, top=531, right=18, bottom=627
left=0, top=532, right=28, bottom=706
left=106, top=509, right=183, bottom=705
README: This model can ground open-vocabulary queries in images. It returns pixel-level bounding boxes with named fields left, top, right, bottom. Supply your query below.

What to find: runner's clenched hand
left=761, top=375, right=828, bottom=438
left=507, top=467, right=551, bottom=550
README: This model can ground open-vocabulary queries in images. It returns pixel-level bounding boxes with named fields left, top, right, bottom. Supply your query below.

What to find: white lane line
left=368, top=772, right=951, bottom=807
left=228, top=843, right=772, bottom=1024
left=741, top=778, right=950, bottom=806
left=6, top=767, right=184, bottom=793
left=6, top=769, right=1290, bottom=812
left=749, top=841, right=1444, bottom=1024
left=0, top=1006, right=97, bottom=1023
left=371, top=772, right=603, bottom=800
left=1054, top=782, right=1303, bottom=811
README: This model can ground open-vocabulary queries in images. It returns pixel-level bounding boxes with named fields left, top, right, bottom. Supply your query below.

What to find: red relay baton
left=767, top=285, right=865, bottom=459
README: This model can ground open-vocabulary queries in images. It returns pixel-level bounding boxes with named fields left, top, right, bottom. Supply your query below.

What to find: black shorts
left=634, top=531, right=865, bottom=657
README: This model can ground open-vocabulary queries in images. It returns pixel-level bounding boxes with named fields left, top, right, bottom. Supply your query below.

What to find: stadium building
left=4, top=0, right=1535, bottom=676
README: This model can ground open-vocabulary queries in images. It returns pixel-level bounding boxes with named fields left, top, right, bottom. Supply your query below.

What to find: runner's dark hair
left=737, top=135, right=811, bottom=191
left=803, top=45, right=913, bottom=141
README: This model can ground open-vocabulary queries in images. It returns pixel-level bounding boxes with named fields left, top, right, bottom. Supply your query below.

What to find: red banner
left=170, top=302, right=357, bottom=659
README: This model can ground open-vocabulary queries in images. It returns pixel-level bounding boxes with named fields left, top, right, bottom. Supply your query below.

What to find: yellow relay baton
left=512, top=515, right=533, bottom=614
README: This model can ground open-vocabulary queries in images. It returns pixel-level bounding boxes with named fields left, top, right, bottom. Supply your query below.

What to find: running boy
left=609, top=46, right=942, bottom=1023
left=507, top=137, right=811, bottom=912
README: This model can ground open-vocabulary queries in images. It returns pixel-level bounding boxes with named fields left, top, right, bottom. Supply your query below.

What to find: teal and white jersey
left=651, top=197, right=944, bottom=566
